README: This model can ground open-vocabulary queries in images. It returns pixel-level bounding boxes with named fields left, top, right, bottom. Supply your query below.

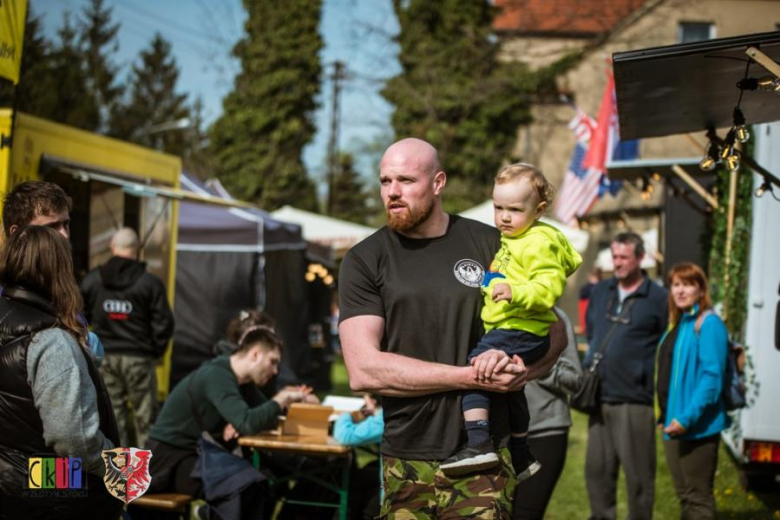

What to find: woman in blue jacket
left=656, top=262, right=729, bottom=520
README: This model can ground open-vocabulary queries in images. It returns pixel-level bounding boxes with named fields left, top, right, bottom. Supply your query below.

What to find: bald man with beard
left=338, top=138, right=566, bottom=519
left=81, top=227, right=174, bottom=448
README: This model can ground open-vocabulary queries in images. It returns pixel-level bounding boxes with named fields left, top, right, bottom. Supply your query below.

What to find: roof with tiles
left=493, top=0, right=648, bottom=36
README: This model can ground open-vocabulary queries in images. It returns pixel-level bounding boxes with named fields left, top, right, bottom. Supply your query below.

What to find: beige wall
left=499, top=36, right=591, bottom=69
left=499, top=0, right=780, bottom=325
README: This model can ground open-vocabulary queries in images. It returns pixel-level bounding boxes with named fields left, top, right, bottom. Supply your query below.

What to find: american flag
left=555, top=110, right=601, bottom=226
left=556, top=71, right=639, bottom=225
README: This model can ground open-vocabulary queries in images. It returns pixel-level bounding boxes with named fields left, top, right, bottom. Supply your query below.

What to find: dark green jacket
left=150, top=355, right=281, bottom=450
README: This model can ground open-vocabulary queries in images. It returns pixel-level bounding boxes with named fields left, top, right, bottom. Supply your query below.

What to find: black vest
left=0, top=286, right=121, bottom=507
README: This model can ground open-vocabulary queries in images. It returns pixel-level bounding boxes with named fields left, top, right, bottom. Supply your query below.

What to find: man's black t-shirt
left=338, top=215, right=509, bottom=460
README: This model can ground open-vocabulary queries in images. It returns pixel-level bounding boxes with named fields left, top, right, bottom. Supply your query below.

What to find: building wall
left=504, top=0, right=780, bottom=198
left=497, top=0, right=780, bottom=325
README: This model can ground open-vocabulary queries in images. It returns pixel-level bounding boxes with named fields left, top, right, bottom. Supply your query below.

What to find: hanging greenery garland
left=707, top=133, right=753, bottom=338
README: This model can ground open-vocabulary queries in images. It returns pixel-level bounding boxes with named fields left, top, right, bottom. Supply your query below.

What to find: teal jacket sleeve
left=333, top=410, right=384, bottom=446
left=676, top=316, right=728, bottom=429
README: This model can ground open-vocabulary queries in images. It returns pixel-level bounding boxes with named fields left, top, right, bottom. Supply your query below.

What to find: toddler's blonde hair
left=495, top=162, right=555, bottom=209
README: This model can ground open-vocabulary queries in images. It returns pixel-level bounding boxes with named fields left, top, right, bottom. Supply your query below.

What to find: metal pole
left=326, top=61, right=345, bottom=214
left=723, top=167, right=739, bottom=320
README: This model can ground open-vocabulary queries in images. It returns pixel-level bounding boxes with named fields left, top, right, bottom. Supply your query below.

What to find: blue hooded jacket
left=663, top=307, right=730, bottom=440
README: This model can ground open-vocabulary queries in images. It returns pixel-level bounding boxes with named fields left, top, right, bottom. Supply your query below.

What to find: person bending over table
left=145, top=327, right=311, bottom=517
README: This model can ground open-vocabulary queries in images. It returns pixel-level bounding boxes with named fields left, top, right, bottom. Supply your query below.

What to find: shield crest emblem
left=102, top=447, right=153, bottom=503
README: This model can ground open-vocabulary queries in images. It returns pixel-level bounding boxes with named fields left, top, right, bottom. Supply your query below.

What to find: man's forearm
left=341, top=316, right=528, bottom=397
left=345, top=348, right=475, bottom=396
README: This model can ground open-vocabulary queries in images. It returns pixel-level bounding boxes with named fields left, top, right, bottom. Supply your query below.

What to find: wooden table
left=238, top=433, right=352, bottom=520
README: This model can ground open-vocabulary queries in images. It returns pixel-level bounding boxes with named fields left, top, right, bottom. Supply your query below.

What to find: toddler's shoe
left=440, top=442, right=500, bottom=477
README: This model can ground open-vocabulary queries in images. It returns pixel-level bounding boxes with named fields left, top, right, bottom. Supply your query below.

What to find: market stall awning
left=607, top=157, right=718, bottom=212
left=41, top=155, right=252, bottom=209
left=614, top=31, right=780, bottom=140
left=271, top=205, right=376, bottom=254
left=607, top=157, right=701, bottom=180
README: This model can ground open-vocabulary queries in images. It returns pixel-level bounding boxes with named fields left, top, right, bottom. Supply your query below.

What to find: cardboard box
left=282, top=403, right=334, bottom=438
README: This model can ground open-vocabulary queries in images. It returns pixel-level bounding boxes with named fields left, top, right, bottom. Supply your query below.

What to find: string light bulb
left=755, top=178, right=772, bottom=198
left=699, top=141, right=719, bottom=171
left=639, top=177, right=653, bottom=201
left=725, top=153, right=740, bottom=172
left=757, top=76, right=780, bottom=92
left=735, top=126, right=750, bottom=143
left=720, top=129, right=739, bottom=171
left=733, top=107, right=750, bottom=144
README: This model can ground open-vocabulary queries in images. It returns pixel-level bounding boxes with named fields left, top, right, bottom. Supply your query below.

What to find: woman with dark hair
left=0, top=226, right=122, bottom=519
left=657, top=262, right=729, bottom=520
left=213, top=309, right=276, bottom=356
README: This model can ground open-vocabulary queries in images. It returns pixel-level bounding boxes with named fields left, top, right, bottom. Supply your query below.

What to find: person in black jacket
left=0, top=226, right=122, bottom=520
left=583, top=232, right=668, bottom=520
left=81, top=227, right=174, bottom=448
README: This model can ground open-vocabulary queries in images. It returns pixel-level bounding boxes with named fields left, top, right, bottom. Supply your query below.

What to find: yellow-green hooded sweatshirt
left=481, top=221, right=582, bottom=335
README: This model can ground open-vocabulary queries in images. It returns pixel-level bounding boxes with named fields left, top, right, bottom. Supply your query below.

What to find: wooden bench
left=129, top=493, right=193, bottom=514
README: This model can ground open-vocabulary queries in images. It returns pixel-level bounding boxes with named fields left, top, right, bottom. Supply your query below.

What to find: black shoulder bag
left=570, top=298, right=636, bottom=415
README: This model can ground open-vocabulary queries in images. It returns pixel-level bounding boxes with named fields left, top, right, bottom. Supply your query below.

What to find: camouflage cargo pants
left=381, top=448, right=516, bottom=519
left=100, top=354, right=157, bottom=448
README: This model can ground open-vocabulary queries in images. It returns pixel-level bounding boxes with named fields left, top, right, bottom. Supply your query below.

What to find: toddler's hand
left=492, top=283, right=512, bottom=303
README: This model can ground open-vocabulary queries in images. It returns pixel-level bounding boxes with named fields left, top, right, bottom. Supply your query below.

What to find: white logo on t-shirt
left=453, top=259, right=484, bottom=288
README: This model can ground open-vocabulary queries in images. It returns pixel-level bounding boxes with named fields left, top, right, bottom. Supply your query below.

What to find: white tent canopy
left=458, top=200, right=590, bottom=253
left=271, top=205, right=376, bottom=253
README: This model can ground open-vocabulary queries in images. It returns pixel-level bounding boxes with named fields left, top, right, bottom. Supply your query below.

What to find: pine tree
left=382, top=0, right=537, bottom=212
left=210, top=0, right=323, bottom=211
left=0, top=11, right=59, bottom=118
left=48, top=13, right=100, bottom=130
left=182, top=97, right=218, bottom=178
left=328, top=152, right=371, bottom=224
left=78, top=0, right=122, bottom=133
left=111, top=33, right=190, bottom=156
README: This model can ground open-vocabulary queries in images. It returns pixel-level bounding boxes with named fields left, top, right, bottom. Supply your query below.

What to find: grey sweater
left=26, top=328, right=113, bottom=476
left=527, top=309, right=584, bottom=438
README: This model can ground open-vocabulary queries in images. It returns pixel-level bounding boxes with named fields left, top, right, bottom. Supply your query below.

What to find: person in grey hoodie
left=513, top=308, right=584, bottom=520
left=81, top=227, right=174, bottom=447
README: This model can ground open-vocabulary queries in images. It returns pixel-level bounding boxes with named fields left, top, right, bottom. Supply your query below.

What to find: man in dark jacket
left=81, top=227, right=174, bottom=447
left=583, top=232, right=668, bottom=520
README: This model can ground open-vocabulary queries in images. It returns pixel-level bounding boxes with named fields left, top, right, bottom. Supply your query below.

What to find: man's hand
left=470, top=349, right=511, bottom=382
left=273, top=385, right=314, bottom=408
left=223, top=423, right=239, bottom=442
left=475, top=355, right=528, bottom=392
left=491, top=283, right=513, bottom=303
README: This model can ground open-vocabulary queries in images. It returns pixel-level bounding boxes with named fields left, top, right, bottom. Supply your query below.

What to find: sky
left=36, top=0, right=401, bottom=184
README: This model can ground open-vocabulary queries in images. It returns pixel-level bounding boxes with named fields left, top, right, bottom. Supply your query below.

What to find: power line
left=113, top=0, right=231, bottom=47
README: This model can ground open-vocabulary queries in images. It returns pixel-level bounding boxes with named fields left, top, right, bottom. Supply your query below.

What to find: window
left=678, top=22, right=715, bottom=43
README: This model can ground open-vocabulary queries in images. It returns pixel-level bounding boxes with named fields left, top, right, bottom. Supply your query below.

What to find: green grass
left=330, top=357, right=780, bottom=518
left=546, top=411, right=780, bottom=519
